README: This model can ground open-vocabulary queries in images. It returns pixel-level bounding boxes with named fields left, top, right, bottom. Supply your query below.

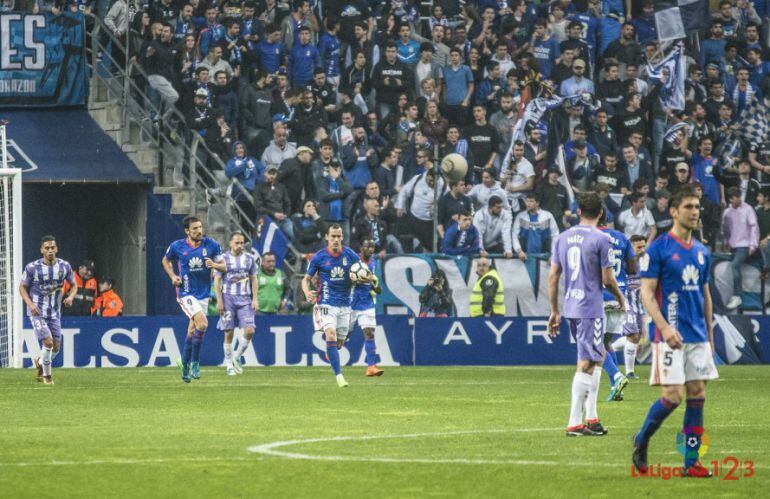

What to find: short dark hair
left=727, top=186, right=741, bottom=199
left=449, top=47, right=462, bottom=56
left=298, top=25, right=311, bottom=33
left=630, top=234, right=647, bottom=243
left=488, top=195, right=503, bottom=207
left=327, top=223, right=343, bottom=234
left=670, top=184, right=699, bottom=208
left=458, top=209, right=472, bottom=218
left=632, top=178, right=648, bottom=191
left=40, top=235, right=56, bottom=246
left=229, top=230, right=246, bottom=241
left=629, top=191, right=645, bottom=203
left=183, top=216, right=201, bottom=229
left=577, top=192, right=603, bottom=219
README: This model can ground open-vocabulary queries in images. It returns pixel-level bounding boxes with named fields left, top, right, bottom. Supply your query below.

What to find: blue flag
left=254, top=216, right=290, bottom=269
left=654, top=0, right=710, bottom=42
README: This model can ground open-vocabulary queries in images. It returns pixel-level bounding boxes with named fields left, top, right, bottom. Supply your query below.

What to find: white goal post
left=0, top=122, right=23, bottom=368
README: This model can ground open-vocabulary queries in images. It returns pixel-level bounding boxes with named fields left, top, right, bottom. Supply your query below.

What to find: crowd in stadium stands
left=28, top=0, right=770, bottom=312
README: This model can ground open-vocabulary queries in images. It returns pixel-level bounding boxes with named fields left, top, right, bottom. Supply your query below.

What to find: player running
left=162, top=216, right=225, bottom=383
left=214, top=231, right=258, bottom=376
left=302, top=224, right=366, bottom=388
left=632, top=185, right=718, bottom=478
left=20, top=235, right=77, bottom=385
left=548, top=193, right=625, bottom=436
left=612, top=234, right=648, bottom=379
left=349, top=239, right=384, bottom=377
left=598, top=222, right=635, bottom=402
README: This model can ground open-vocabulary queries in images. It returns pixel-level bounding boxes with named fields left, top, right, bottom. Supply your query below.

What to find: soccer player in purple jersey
left=19, top=235, right=77, bottom=385
left=613, top=234, right=648, bottom=379
left=548, top=192, right=625, bottom=436
left=302, top=224, right=369, bottom=387
left=633, top=186, right=718, bottom=478
left=214, top=231, right=259, bottom=376
left=162, top=216, right=226, bottom=382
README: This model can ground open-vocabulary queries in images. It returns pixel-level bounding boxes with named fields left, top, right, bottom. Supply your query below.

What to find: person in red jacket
left=93, top=278, right=124, bottom=317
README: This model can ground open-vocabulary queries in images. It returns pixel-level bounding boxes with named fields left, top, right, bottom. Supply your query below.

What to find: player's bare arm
left=301, top=274, right=316, bottom=302
left=214, top=273, right=224, bottom=314
left=161, top=256, right=182, bottom=286
left=63, top=280, right=77, bottom=307
left=205, top=257, right=227, bottom=272
left=250, top=274, right=259, bottom=311
left=19, top=283, right=40, bottom=316
left=601, top=267, right=625, bottom=310
left=547, top=262, right=561, bottom=337
left=703, top=283, right=715, bottom=352
left=640, top=277, right=683, bottom=349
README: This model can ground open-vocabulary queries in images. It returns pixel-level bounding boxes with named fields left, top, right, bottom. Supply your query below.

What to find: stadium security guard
left=93, top=277, right=124, bottom=317
left=62, top=260, right=98, bottom=316
left=469, top=257, right=505, bottom=317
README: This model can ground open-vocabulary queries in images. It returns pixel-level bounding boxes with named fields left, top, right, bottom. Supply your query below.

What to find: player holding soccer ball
left=302, top=224, right=369, bottom=387
left=162, top=216, right=226, bottom=383
left=632, top=185, right=718, bottom=478
left=20, top=235, right=77, bottom=385
left=349, top=239, right=384, bottom=377
left=214, top=231, right=258, bottom=376
left=548, top=193, right=625, bottom=436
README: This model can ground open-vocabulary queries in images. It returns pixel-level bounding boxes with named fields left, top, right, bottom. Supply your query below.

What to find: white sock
left=613, top=371, right=624, bottom=383
left=41, top=346, right=52, bottom=377
left=611, top=336, right=626, bottom=352
left=568, top=372, right=593, bottom=428
left=234, top=336, right=250, bottom=358
left=584, top=368, right=602, bottom=421
left=223, top=342, right=233, bottom=368
left=624, top=342, right=638, bottom=374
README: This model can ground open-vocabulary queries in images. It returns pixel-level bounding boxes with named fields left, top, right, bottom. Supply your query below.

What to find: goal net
left=0, top=123, right=23, bottom=368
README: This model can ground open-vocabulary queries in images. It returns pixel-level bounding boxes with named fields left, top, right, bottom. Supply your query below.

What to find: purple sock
left=683, top=398, right=705, bottom=468
left=364, top=338, right=377, bottom=366
left=635, top=397, right=679, bottom=447
left=191, top=329, right=205, bottom=363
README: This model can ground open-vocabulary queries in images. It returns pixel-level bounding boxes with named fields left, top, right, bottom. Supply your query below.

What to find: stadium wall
left=19, top=315, right=769, bottom=368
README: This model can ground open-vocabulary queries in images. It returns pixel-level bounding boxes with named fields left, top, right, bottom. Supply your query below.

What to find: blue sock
left=635, top=398, right=679, bottom=447
left=364, top=338, right=377, bottom=367
left=326, top=341, right=342, bottom=376
left=191, top=329, right=204, bottom=363
left=182, top=336, right=193, bottom=366
left=683, top=398, right=705, bottom=468
left=603, top=348, right=620, bottom=384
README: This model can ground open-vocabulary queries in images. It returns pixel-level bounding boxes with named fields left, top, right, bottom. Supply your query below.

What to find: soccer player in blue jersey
left=162, top=216, right=226, bottom=383
left=633, top=185, right=719, bottom=478
left=349, top=239, right=384, bottom=377
left=302, top=224, right=365, bottom=387
left=20, top=235, right=77, bottom=385
left=598, top=222, right=635, bottom=402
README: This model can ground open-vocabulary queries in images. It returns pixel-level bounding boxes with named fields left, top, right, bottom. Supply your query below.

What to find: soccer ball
left=440, top=153, right=468, bottom=182
left=349, top=261, right=371, bottom=283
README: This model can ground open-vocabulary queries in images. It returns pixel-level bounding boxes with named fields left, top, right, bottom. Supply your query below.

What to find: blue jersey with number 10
left=165, top=237, right=222, bottom=300
left=641, top=232, right=711, bottom=344
left=306, top=246, right=360, bottom=307
left=599, top=227, right=634, bottom=302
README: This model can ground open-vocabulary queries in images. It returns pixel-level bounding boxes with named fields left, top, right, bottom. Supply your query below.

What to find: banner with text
left=0, top=12, right=86, bottom=106
left=21, top=315, right=413, bottom=368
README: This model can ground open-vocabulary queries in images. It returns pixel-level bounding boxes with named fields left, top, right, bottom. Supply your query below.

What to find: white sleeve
left=512, top=213, right=523, bottom=253
left=502, top=210, right=513, bottom=253
left=396, top=175, right=418, bottom=210
left=473, top=211, right=486, bottom=250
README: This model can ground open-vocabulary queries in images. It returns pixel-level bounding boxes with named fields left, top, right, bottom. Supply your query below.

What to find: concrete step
left=154, top=186, right=192, bottom=215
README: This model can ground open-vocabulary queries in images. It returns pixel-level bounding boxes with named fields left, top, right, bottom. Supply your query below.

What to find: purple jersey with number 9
left=552, top=224, right=614, bottom=319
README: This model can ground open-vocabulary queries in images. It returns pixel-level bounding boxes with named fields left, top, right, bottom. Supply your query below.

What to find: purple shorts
left=217, top=295, right=255, bottom=331
left=568, top=317, right=605, bottom=362
left=30, top=316, right=62, bottom=342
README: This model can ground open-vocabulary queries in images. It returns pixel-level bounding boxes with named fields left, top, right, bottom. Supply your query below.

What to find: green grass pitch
left=1, top=365, right=767, bottom=497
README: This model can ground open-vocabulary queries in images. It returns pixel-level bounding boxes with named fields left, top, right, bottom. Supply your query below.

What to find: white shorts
left=178, top=296, right=210, bottom=319
left=604, top=303, right=625, bottom=336
left=351, top=308, right=376, bottom=330
left=650, top=341, right=719, bottom=386
left=313, top=304, right=351, bottom=341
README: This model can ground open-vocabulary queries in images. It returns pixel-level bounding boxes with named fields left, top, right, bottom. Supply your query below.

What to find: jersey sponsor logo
left=188, top=256, right=204, bottom=270
left=667, top=291, right=678, bottom=328
left=682, top=264, right=699, bottom=290
left=330, top=266, right=345, bottom=280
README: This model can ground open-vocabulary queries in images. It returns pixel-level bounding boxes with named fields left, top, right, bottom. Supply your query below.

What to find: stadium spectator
left=756, top=189, right=770, bottom=273
left=415, top=43, right=442, bottom=96
left=441, top=47, right=474, bottom=126
left=291, top=200, right=326, bottom=254
left=145, top=23, right=179, bottom=127
left=351, top=196, right=402, bottom=256
left=261, top=125, right=297, bottom=170
left=618, top=191, right=656, bottom=244
left=535, top=168, right=571, bottom=230
left=373, top=42, right=414, bottom=120
left=281, top=0, right=318, bottom=51
left=278, top=145, right=316, bottom=215
left=501, top=141, right=536, bottom=214
left=437, top=180, right=472, bottom=239
left=593, top=152, right=630, bottom=195
left=566, top=140, right=599, bottom=193
left=212, top=71, right=238, bottom=131
left=559, top=58, right=593, bottom=96
left=722, top=186, right=760, bottom=309
left=651, top=190, right=673, bottom=237
left=257, top=252, right=287, bottom=314
left=512, top=193, right=559, bottom=261
left=255, top=165, right=294, bottom=240
left=240, top=69, right=275, bottom=157
left=468, top=169, right=509, bottom=213
left=62, top=260, right=98, bottom=316
left=469, top=257, right=505, bottom=318
left=225, top=141, right=264, bottom=226
left=318, top=160, right=353, bottom=240
left=288, top=26, right=321, bottom=87
left=473, top=195, right=513, bottom=258
left=418, top=269, right=454, bottom=317
left=620, top=143, right=654, bottom=191
left=93, top=278, right=124, bottom=317
left=396, top=168, right=444, bottom=252
left=420, top=101, right=449, bottom=146
left=692, top=136, right=724, bottom=208
left=715, top=159, right=761, bottom=207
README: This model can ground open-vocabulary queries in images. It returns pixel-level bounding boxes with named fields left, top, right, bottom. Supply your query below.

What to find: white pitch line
left=247, top=429, right=770, bottom=469
left=0, top=456, right=260, bottom=467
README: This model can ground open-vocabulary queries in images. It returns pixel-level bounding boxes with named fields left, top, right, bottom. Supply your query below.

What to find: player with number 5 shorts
left=349, top=239, right=384, bottom=377
left=632, top=185, right=718, bottom=478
